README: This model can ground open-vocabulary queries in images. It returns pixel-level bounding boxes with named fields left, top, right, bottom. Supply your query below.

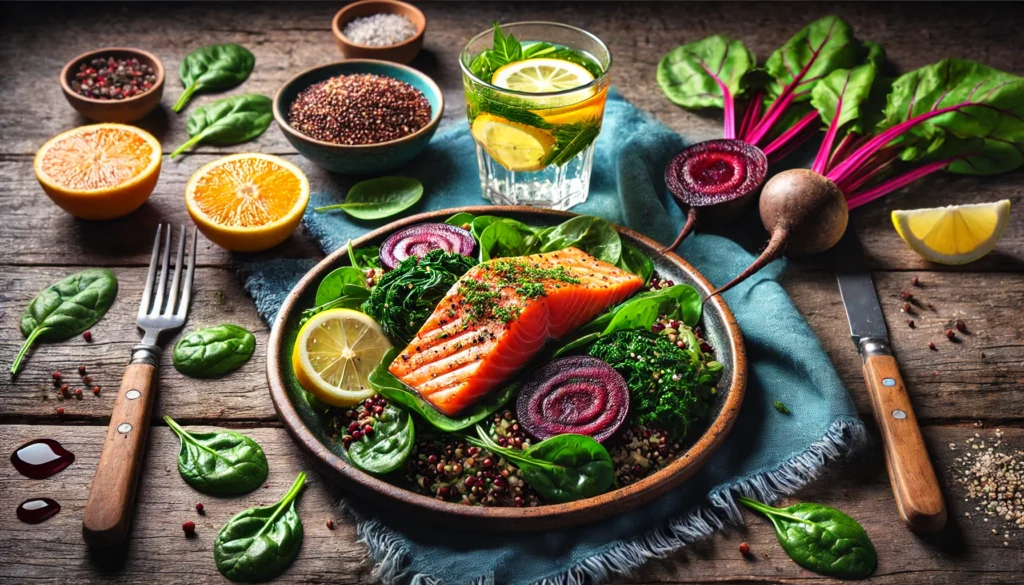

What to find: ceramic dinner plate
left=266, top=206, right=746, bottom=531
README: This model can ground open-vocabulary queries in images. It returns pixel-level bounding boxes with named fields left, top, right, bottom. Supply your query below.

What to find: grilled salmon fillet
left=389, top=247, right=643, bottom=416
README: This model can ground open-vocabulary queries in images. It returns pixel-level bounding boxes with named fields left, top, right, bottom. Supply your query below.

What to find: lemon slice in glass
left=471, top=113, right=556, bottom=172
left=291, top=309, right=392, bottom=407
left=892, top=200, right=1011, bottom=265
left=492, top=58, right=595, bottom=93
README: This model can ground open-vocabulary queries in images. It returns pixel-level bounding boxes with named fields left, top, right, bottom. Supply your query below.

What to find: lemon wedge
left=492, top=58, right=595, bottom=93
left=471, top=113, right=556, bottom=172
left=892, top=200, right=1011, bottom=265
left=291, top=309, right=392, bottom=407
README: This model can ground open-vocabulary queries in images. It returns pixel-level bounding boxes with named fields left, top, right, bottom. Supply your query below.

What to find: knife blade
left=832, top=229, right=946, bottom=533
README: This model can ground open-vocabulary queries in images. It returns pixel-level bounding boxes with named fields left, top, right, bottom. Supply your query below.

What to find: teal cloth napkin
left=243, top=91, right=865, bottom=585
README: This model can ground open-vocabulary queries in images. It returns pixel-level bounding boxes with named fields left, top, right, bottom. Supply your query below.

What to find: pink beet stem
left=836, top=146, right=900, bottom=194
left=744, top=90, right=797, bottom=147
left=826, top=104, right=966, bottom=185
left=737, top=91, right=764, bottom=141
left=700, top=62, right=737, bottom=139
left=813, top=84, right=848, bottom=173
left=661, top=207, right=700, bottom=254
left=846, top=158, right=956, bottom=209
left=763, top=110, right=819, bottom=162
left=825, top=132, right=860, bottom=174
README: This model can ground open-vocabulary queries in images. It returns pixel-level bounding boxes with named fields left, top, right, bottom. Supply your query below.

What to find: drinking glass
left=460, top=22, right=612, bottom=209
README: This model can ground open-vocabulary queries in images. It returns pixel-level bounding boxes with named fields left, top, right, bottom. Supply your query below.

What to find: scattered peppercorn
left=71, top=56, right=157, bottom=100
left=83, top=376, right=92, bottom=385
left=60, top=384, right=69, bottom=393
left=52, top=372, right=61, bottom=380
left=288, top=73, right=432, bottom=145
left=92, top=386, right=101, bottom=395
left=739, top=542, right=751, bottom=556
left=901, top=291, right=913, bottom=301
left=946, top=328, right=957, bottom=340
left=908, top=320, right=915, bottom=328
left=929, top=342, right=937, bottom=351
left=956, top=319, right=967, bottom=333
left=981, top=352, right=987, bottom=359
left=928, top=302, right=936, bottom=311
left=77, top=365, right=86, bottom=375
left=56, top=407, right=65, bottom=415
left=182, top=520, right=196, bottom=536
left=326, top=518, right=335, bottom=530
left=74, top=388, right=83, bottom=398
left=911, top=276, right=920, bottom=287
left=83, top=330, right=92, bottom=342
left=195, top=502, right=204, bottom=514
left=903, top=302, right=912, bottom=313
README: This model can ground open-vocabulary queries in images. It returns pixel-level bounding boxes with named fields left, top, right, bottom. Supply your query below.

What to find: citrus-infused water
left=461, top=23, right=611, bottom=209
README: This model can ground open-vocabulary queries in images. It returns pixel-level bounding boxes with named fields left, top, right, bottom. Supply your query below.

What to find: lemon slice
left=892, top=200, right=1011, bottom=265
left=292, top=309, right=392, bottom=407
left=470, top=113, right=556, bottom=172
left=492, top=58, right=595, bottom=93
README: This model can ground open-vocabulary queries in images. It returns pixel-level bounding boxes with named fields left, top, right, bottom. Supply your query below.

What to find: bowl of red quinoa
left=274, top=60, right=443, bottom=175
left=60, top=47, right=164, bottom=123
left=332, top=0, right=426, bottom=64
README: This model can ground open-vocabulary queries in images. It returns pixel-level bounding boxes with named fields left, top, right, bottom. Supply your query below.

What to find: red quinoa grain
left=288, top=73, right=431, bottom=145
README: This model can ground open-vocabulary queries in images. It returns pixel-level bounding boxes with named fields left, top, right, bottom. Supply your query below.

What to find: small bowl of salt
left=332, top=0, right=425, bottom=64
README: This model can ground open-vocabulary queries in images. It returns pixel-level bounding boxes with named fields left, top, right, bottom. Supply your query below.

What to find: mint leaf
left=491, top=22, right=522, bottom=67
left=545, top=119, right=602, bottom=166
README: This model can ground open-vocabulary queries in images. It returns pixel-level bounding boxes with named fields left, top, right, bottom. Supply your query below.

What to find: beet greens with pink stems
left=707, top=58, right=1024, bottom=297
left=656, top=15, right=883, bottom=251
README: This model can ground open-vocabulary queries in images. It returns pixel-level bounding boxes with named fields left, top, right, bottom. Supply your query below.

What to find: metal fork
left=83, top=224, right=197, bottom=549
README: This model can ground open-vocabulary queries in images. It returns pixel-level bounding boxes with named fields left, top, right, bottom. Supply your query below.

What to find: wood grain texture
left=862, top=354, right=945, bottom=533
left=2, top=424, right=1023, bottom=584
left=83, top=363, right=159, bottom=548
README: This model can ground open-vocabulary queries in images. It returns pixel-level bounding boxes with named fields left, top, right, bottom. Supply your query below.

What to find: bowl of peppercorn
left=60, top=47, right=164, bottom=123
left=274, top=59, right=443, bottom=175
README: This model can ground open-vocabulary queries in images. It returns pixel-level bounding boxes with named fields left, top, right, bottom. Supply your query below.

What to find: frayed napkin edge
left=350, top=415, right=868, bottom=585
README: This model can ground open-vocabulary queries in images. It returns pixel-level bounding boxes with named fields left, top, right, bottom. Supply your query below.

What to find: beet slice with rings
left=379, top=223, right=476, bottom=269
left=516, top=356, right=630, bottom=443
left=662, top=139, right=768, bottom=253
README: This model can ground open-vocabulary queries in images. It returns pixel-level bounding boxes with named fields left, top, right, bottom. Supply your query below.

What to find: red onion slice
left=379, top=223, right=476, bottom=269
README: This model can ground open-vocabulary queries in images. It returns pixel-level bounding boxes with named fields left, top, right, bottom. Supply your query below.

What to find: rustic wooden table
left=2, top=2, right=1022, bottom=583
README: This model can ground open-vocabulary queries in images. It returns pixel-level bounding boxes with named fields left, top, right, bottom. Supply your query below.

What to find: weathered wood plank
left=2, top=423, right=1021, bottom=584
left=0, top=2, right=1021, bottom=270
left=2, top=265, right=1021, bottom=424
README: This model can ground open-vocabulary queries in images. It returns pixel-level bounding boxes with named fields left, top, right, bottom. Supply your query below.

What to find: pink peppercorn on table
left=2, top=2, right=1023, bottom=583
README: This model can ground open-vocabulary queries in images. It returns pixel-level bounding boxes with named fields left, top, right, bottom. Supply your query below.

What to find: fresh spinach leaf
left=174, top=43, right=255, bottom=112
left=465, top=425, right=613, bottom=503
left=347, top=241, right=383, bottom=271
left=164, top=415, right=268, bottom=495
left=215, top=472, right=306, bottom=582
left=368, top=349, right=516, bottom=432
left=617, top=242, right=655, bottom=284
left=171, top=94, right=272, bottom=157
left=12, top=268, right=118, bottom=374
left=299, top=284, right=370, bottom=327
left=445, top=212, right=476, bottom=228
left=173, top=324, right=256, bottom=378
left=628, top=284, right=703, bottom=327
left=314, top=177, right=424, bottom=220
left=739, top=496, right=877, bottom=579
left=602, top=297, right=661, bottom=335
left=544, top=119, right=603, bottom=167
left=539, top=215, right=622, bottom=265
left=315, top=267, right=367, bottom=306
left=478, top=221, right=528, bottom=261
left=347, top=402, right=415, bottom=475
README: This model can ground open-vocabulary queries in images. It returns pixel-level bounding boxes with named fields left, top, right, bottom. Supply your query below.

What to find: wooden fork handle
left=83, top=362, right=159, bottom=548
left=862, top=353, right=946, bottom=533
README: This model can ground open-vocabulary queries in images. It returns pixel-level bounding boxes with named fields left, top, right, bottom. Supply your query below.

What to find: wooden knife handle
left=862, top=353, right=946, bottom=533
left=83, top=363, right=158, bottom=548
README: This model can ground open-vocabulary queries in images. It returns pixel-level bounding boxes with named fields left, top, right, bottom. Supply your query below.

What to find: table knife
left=834, top=230, right=946, bottom=533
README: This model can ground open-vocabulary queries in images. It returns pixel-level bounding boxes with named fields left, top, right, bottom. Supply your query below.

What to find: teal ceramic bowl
left=273, top=60, right=444, bottom=175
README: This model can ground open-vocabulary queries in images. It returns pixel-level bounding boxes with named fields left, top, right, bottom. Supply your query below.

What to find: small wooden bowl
left=267, top=207, right=748, bottom=531
left=60, top=47, right=164, bottom=123
left=332, top=0, right=426, bottom=64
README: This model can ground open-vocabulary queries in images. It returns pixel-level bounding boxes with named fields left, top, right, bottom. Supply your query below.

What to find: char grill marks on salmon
left=389, top=247, right=643, bottom=416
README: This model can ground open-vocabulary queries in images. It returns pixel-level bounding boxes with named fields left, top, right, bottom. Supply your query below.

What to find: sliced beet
left=380, top=223, right=475, bottom=270
left=516, top=356, right=630, bottom=443
left=662, top=139, right=768, bottom=253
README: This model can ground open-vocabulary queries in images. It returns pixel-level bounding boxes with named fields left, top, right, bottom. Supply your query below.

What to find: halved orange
left=185, top=153, right=309, bottom=252
left=34, top=124, right=162, bottom=220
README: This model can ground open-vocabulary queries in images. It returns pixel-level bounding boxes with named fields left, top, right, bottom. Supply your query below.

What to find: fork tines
left=139, top=224, right=197, bottom=321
